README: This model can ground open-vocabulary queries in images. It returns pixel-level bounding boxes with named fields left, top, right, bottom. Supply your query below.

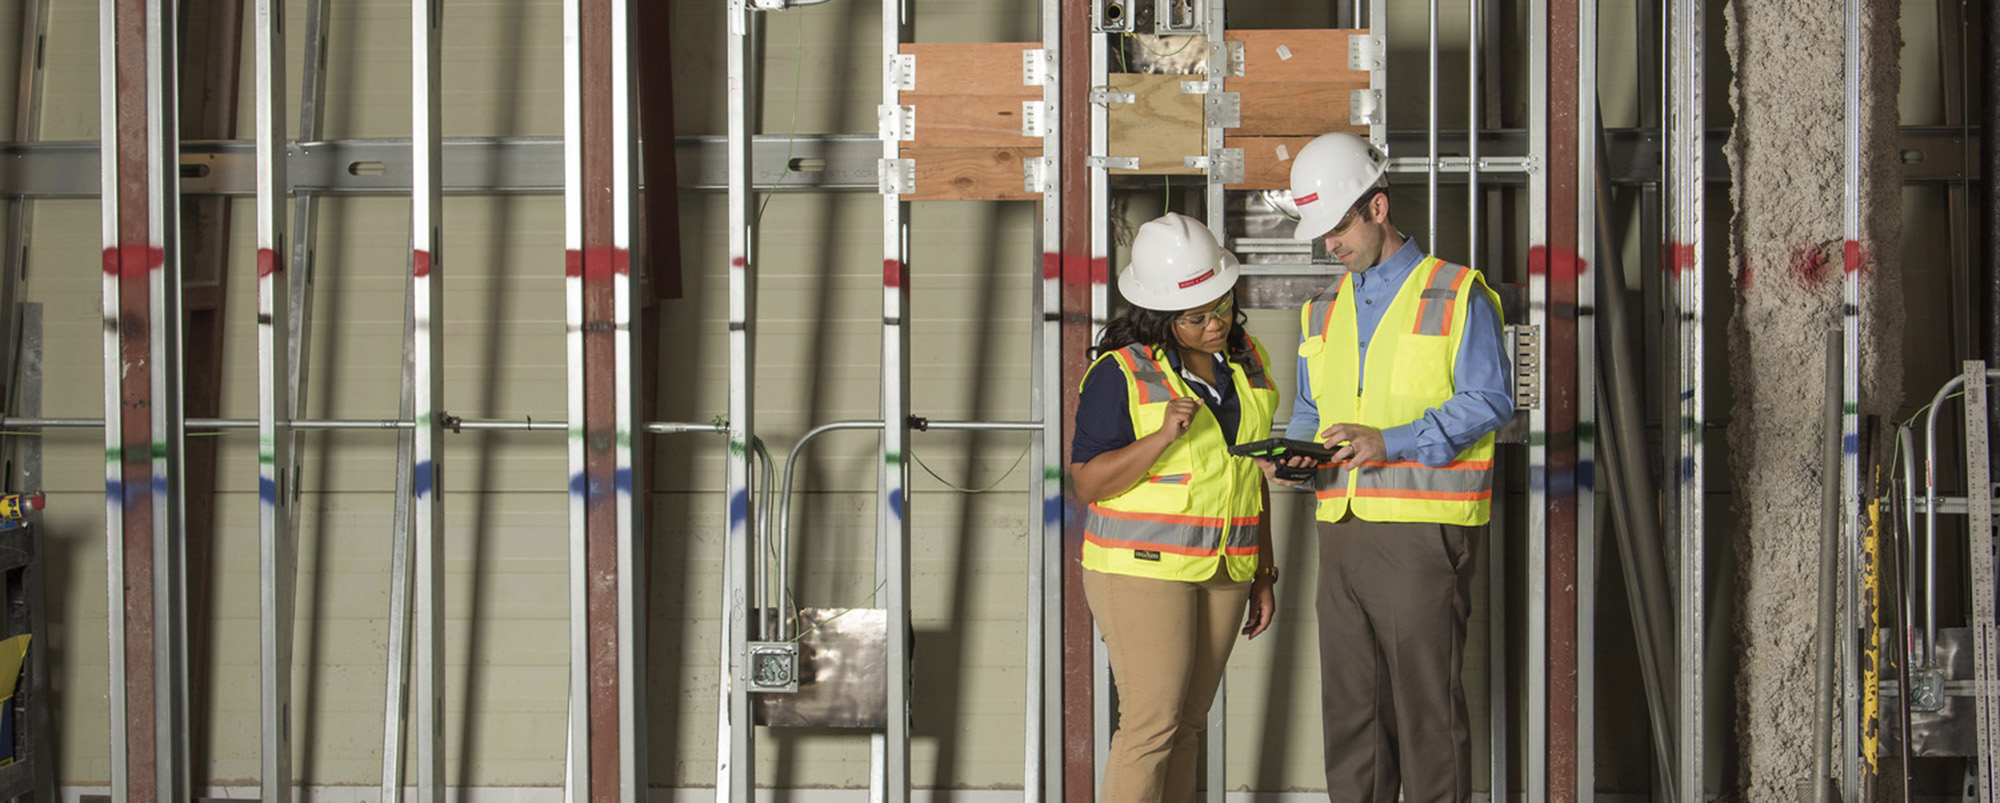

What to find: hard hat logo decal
left=1296, top=192, right=1319, bottom=206
left=1176, top=269, right=1216, bottom=289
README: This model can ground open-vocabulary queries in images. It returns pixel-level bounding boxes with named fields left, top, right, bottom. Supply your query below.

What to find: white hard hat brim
left=1118, top=249, right=1241, bottom=312
left=1293, top=206, right=1344, bottom=241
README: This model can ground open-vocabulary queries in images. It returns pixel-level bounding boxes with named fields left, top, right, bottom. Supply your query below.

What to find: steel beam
left=410, top=3, right=447, bottom=803
left=565, top=2, right=647, bottom=802
left=251, top=3, right=298, bottom=803
left=99, top=1, right=190, bottom=802
left=1058, top=0, right=1096, bottom=800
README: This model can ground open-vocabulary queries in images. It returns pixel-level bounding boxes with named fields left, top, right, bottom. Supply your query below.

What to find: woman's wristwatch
left=1253, top=565, right=1280, bottom=585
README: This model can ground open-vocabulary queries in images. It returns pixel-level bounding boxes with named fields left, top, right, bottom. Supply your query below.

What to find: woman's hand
left=1160, top=396, right=1202, bottom=439
left=1242, top=579, right=1276, bottom=638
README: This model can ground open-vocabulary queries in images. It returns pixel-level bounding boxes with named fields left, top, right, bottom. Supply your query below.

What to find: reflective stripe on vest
left=1078, top=339, right=1279, bottom=582
left=1298, top=256, right=1499, bottom=526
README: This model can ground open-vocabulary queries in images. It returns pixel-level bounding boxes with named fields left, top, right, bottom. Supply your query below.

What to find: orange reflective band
left=1355, top=459, right=1495, bottom=471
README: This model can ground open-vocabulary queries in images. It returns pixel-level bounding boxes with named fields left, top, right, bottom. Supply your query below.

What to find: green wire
left=755, top=11, right=808, bottom=226
left=911, top=437, right=1034, bottom=494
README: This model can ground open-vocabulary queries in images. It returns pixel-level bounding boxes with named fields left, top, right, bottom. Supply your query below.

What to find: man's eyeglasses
left=1175, top=296, right=1235, bottom=329
left=1327, top=190, right=1381, bottom=237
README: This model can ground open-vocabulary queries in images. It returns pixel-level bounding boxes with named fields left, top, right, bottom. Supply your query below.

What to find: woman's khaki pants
left=1082, top=566, right=1251, bottom=803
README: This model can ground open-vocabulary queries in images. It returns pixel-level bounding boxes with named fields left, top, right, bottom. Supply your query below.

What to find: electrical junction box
left=748, top=642, right=799, bottom=694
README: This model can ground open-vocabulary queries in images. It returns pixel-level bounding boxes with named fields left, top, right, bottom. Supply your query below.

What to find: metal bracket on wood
left=1348, top=35, right=1385, bottom=71
left=1204, top=92, right=1240, bottom=129
left=877, top=158, right=914, bottom=195
left=1021, top=101, right=1048, bottom=138
left=1183, top=148, right=1242, bottom=183
left=1087, top=155, right=1139, bottom=170
left=878, top=104, right=914, bottom=142
left=1022, top=157, right=1049, bottom=193
left=1089, top=89, right=1135, bottom=106
left=1221, top=40, right=1245, bottom=77
left=1510, top=324, right=1543, bottom=410
left=891, top=54, right=916, bottom=92
left=1022, top=48, right=1050, bottom=86
left=1350, top=89, right=1384, bottom=126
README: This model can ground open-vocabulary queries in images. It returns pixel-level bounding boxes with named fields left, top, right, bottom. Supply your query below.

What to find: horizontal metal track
left=0, top=127, right=1972, bottom=197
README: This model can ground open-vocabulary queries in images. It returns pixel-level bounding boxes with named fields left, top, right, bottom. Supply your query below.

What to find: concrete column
left=1725, top=0, right=1902, bottom=797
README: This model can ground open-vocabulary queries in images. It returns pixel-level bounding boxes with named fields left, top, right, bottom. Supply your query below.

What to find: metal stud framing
left=878, top=0, right=914, bottom=797
left=99, top=1, right=191, bottom=802
left=1524, top=0, right=1551, bottom=792
left=1839, top=0, right=1865, bottom=795
left=252, top=3, right=299, bottom=803
left=410, top=2, right=448, bottom=803
left=715, top=2, right=758, bottom=801
left=566, top=2, right=646, bottom=802
left=1031, top=0, right=1064, bottom=796
left=1667, top=0, right=1707, bottom=794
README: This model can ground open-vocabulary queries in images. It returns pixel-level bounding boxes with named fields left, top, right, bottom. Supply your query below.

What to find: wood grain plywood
left=898, top=42, right=1038, bottom=96
left=906, top=147, right=1037, bottom=201
left=909, top=95, right=1038, bottom=148
left=1234, top=81, right=1363, bottom=137
left=1226, top=29, right=1368, bottom=84
left=1225, top=136, right=1318, bottom=189
left=1106, top=73, right=1202, bottom=175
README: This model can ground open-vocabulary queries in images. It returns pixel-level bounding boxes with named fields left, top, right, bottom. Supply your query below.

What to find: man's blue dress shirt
left=1283, top=237, right=1514, bottom=467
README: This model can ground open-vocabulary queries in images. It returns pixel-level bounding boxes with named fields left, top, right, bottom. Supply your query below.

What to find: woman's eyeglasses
left=1175, top=297, right=1235, bottom=329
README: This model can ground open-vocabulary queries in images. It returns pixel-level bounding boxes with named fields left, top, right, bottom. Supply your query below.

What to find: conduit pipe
left=1921, top=369, right=2000, bottom=660
left=1592, top=115, right=1677, bottom=795
left=1812, top=330, right=1841, bottom=803
left=775, top=418, right=1043, bottom=641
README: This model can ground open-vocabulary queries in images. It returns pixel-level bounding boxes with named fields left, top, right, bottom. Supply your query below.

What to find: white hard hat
left=1117, top=213, right=1241, bottom=311
left=1288, top=132, right=1389, bottom=241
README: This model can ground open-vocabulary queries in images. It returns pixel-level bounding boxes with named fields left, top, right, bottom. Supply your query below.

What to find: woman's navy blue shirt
left=1070, top=346, right=1242, bottom=466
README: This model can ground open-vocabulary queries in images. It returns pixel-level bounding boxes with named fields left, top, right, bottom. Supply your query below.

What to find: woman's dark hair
left=1091, top=292, right=1254, bottom=366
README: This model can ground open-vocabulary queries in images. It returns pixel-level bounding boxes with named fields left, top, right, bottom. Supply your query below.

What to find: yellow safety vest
left=1079, top=338, right=1280, bottom=582
left=1298, top=256, right=1500, bottom=526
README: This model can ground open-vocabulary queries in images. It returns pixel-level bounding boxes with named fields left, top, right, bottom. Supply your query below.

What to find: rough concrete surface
left=1726, top=0, right=1902, bottom=797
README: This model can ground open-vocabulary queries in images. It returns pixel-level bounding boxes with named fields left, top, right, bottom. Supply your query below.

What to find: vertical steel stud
left=1667, top=0, right=1707, bottom=794
left=410, top=3, right=447, bottom=803
left=716, top=3, right=759, bottom=802
left=879, top=1, right=914, bottom=800
left=253, top=3, right=298, bottom=803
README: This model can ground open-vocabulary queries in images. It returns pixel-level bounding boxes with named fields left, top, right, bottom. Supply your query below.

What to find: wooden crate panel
left=906, top=147, right=1038, bottom=201
left=898, top=43, right=1039, bottom=97
left=1234, top=81, right=1362, bottom=137
left=1225, top=136, right=1318, bottom=189
left=1106, top=73, right=1203, bottom=174
left=910, top=95, right=1038, bottom=149
left=1226, top=29, right=1371, bottom=85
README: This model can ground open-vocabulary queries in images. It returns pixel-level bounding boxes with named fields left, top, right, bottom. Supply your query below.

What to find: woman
left=1069, top=213, right=1288, bottom=803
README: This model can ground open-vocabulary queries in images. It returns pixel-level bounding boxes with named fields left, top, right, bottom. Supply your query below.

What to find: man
left=1281, top=132, right=1513, bottom=803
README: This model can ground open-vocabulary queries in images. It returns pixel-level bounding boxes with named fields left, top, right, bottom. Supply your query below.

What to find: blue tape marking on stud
left=260, top=476, right=277, bottom=505
left=889, top=489, right=904, bottom=518
left=616, top=467, right=633, bottom=495
left=414, top=461, right=434, bottom=498
left=1044, top=495, right=1062, bottom=527
left=1679, top=456, right=1696, bottom=484
left=105, top=479, right=122, bottom=507
left=1843, top=433, right=1860, bottom=456
left=569, top=472, right=588, bottom=498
